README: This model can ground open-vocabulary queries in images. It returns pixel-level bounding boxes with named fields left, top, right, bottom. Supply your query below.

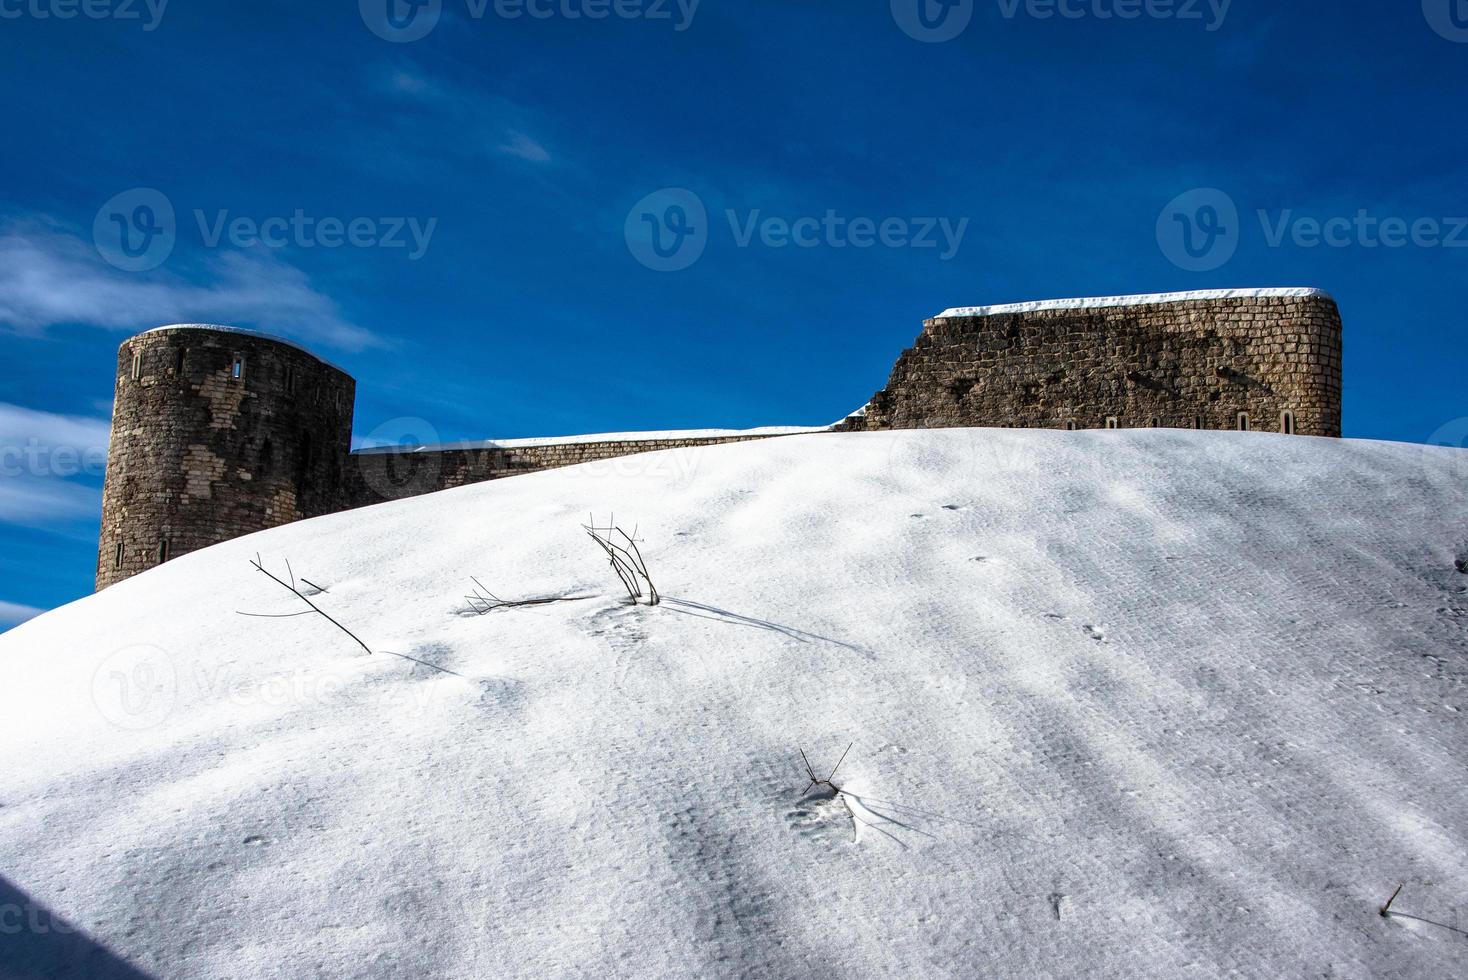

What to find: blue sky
left=2, top=0, right=1465, bottom=626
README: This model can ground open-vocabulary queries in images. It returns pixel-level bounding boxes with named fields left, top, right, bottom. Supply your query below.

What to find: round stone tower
left=97, top=325, right=356, bottom=589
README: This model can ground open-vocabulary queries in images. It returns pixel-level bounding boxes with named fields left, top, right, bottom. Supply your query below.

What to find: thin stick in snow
left=246, top=555, right=373, bottom=656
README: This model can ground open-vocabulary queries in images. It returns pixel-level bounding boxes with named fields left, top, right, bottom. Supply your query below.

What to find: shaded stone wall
left=838, top=294, right=1343, bottom=436
left=345, top=434, right=782, bottom=507
left=97, top=328, right=355, bottom=589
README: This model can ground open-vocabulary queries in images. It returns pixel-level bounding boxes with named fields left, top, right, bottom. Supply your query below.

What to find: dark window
left=1193, top=416, right=1204, bottom=430
left=284, top=365, right=296, bottom=394
left=1149, top=417, right=1160, bottom=428
left=1065, top=420, right=1077, bottom=431
left=1281, top=411, right=1296, bottom=435
left=175, top=348, right=186, bottom=376
left=157, top=540, right=169, bottom=565
left=260, top=439, right=274, bottom=476
left=114, top=542, right=124, bottom=569
left=1237, top=413, right=1250, bottom=431
left=1105, top=417, right=1119, bottom=430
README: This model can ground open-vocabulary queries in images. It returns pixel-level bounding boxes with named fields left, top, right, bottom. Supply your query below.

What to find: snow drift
left=1, top=429, right=1465, bottom=978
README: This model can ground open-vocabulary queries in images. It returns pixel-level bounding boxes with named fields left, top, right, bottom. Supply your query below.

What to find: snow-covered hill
left=2, top=429, right=1465, bottom=979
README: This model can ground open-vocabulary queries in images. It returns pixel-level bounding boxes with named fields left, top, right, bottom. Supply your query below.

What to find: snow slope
left=1, top=429, right=1465, bottom=979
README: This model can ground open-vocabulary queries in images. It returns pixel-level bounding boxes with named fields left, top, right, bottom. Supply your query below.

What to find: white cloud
left=0, top=402, right=111, bottom=463
left=500, top=132, right=552, bottom=164
left=0, top=600, right=45, bottom=628
left=0, top=475, right=100, bottom=528
left=0, top=221, right=380, bottom=351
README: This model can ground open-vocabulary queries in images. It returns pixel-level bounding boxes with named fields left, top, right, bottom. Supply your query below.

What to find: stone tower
left=97, top=325, right=356, bottom=589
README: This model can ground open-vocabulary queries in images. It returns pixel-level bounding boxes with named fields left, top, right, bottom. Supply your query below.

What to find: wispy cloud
left=0, top=401, right=112, bottom=460
left=0, top=220, right=380, bottom=351
left=500, top=132, right=552, bottom=164
left=0, top=475, right=100, bottom=529
left=0, top=401, right=110, bottom=536
left=0, top=600, right=45, bottom=628
left=366, top=63, right=560, bottom=172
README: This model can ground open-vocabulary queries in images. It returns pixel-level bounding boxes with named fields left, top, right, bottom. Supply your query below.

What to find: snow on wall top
left=934, top=287, right=1334, bottom=320
left=138, top=324, right=349, bottom=374
left=353, top=424, right=832, bottom=455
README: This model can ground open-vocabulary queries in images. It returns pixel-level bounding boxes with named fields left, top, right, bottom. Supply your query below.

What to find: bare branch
left=250, top=556, right=372, bottom=656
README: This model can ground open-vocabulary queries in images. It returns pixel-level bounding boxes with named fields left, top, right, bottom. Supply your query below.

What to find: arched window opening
left=1237, top=412, right=1250, bottom=431
left=231, top=356, right=245, bottom=381
left=1065, top=420, right=1077, bottom=431
left=114, top=542, right=124, bottom=569
left=1192, top=416, right=1204, bottom=430
left=1149, top=417, right=1160, bottom=428
left=174, top=347, right=186, bottom=376
left=131, top=351, right=142, bottom=380
left=1105, top=417, right=1119, bottom=430
left=1281, top=411, right=1296, bottom=435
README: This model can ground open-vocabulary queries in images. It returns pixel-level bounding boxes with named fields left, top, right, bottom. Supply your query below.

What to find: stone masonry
left=97, top=326, right=356, bottom=589
left=96, top=289, right=1345, bottom=588
left=838, top=291, right=1343, bottom=436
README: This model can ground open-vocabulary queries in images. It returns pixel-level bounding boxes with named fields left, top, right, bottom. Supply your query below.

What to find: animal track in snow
left=1048, top=892, right=1068, bottom=920
left=1082, top=625, right=1106, bottom=642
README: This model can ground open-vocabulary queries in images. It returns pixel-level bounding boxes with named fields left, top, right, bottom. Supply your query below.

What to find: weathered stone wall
left=97, top=327, right=356, bottom=589
left=97, top=294, right=1345, bottom=588
left=345, top=434, right=782, bottom=507
left=838, top=293, right=1343, bottom=436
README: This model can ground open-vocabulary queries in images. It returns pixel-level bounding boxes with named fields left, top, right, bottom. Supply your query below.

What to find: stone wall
left=97, top=327, right=356, bottom=589
left=345, top=433, right=784, bottom=507
left=97, top=292, right=1345, bottom=588
left=838, top=292, right=1343, bottom=437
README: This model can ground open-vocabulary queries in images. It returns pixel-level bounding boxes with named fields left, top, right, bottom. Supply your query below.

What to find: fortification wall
left=96, top=290, right=1345, bottom=589
left=97, top=327, right=355, bottom=589
left=838, top=291, right=1343, bottom=436
left=345, top=433, right=784, bottom=507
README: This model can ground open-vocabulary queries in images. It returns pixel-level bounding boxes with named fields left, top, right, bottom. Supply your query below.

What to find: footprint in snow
left=1082, top=625, right=1106, bottom=642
